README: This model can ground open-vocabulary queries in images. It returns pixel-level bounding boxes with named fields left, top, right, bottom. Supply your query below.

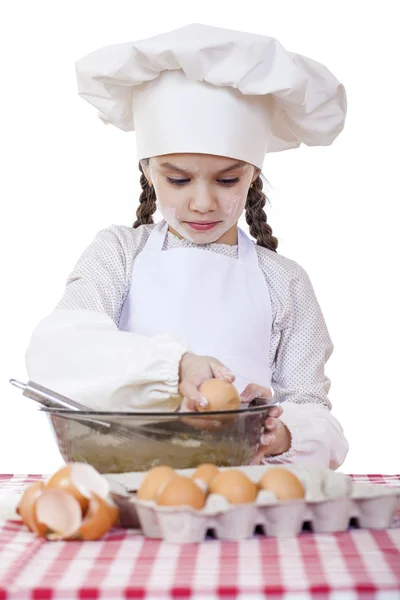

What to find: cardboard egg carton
left=109, top=465, right=400, bottom=543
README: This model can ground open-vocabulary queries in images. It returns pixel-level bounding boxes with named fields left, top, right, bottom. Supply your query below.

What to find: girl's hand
left=240, top=383, right=274, bottom=404
left=251, top=418, right=292, bottom=464
left=178, top=352, right=235, bottom=411
left=240, top=383, right=291, bottom=464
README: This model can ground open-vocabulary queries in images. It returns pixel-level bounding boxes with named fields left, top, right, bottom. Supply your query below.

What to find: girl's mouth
left=185, top=221, right=220, bottom=231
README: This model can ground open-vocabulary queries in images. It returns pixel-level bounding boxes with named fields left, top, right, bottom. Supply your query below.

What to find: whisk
left=9, top=379, right=174, bottom=445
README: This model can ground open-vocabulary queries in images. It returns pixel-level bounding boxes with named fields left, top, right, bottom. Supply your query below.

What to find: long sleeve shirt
left=25, top=223, right=349, bottom=469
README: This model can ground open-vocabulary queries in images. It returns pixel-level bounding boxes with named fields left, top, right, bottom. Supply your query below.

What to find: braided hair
left=133, top=158, right=278, bottom=252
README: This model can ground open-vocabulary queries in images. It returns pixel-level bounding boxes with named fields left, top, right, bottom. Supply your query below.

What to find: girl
left=25, top=23, right=349, bottom=469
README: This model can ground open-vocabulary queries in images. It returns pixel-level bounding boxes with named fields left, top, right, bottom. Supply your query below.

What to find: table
left=0, top=474, right=399, bottom=600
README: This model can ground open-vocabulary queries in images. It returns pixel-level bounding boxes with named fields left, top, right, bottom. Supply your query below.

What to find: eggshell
left=16, top=481, right=48, bottom=536
left=209, top=470, right=258, bottom=504
left=157, top=476, right=206, bottom=509
left=259, top=468, right=305, bottom=501
left=35, top=488, right=83, bottom=540
left=192, top=464, right=220, bottom=487
left=17, top=466, right=119, bottom=542
left=46, top=463, right=110, bottom=511
left=137, top=466, right=176, bottom=502
left=76, top=494, right=119, bottom=541
left=198, top=379, right=240, bottom=412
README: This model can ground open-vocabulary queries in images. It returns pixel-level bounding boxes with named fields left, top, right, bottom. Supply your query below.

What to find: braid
left=132, top=161, right=157, bottom=228
left=245, top=175, right=278, bottom=252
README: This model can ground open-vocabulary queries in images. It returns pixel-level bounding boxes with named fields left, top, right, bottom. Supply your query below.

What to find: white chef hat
left=75, top=23, right=347, bottom=170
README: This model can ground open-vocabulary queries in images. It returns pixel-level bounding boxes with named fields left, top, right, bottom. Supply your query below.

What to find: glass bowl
left=40, top=401, right=277, bottom=473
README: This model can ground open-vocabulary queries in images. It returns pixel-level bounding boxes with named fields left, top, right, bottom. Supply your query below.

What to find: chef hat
left=75, top=23, right=347, bottom=169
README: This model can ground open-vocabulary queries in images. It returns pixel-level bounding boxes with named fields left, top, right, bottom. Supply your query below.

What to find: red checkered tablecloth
left=0, top=474, right=399, bottom=600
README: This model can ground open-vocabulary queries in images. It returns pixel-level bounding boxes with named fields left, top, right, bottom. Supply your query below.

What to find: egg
left=157, top=476, right=206, bottom=509
left=198, top=379, right=240, bottom=412
left=192, top=464, right=220, bottom=487
left=137, top=465, right=176, bottom=501
left=258, top=468, right=305, bottom=501
left=209, top=470, right=258, bottom=504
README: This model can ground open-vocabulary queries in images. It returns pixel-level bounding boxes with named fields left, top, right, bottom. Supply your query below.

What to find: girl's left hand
left=240, top=384, right=292, bottom=465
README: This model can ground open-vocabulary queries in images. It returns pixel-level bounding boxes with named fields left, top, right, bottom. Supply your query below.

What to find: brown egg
left=137, top=466, right=176, bottom=502
left=209, top=470, right=258, bottom=504
left=192, top=464, right=220, bottom=487
left=198, top=379, right=240, bottom=412
left=157, top=476, right=206, bottom=509
left=259, top=468, right=305, bottom=501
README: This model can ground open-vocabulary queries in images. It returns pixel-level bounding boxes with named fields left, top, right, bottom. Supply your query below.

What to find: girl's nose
left=189, top=184, right=217, bottom=213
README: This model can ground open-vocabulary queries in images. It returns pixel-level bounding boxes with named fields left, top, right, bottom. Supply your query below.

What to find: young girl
left=25, top=23, right=349, bottom=469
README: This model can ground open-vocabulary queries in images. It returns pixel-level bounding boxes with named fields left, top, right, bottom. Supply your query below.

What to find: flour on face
left=146, top=154, right=255, bottom=245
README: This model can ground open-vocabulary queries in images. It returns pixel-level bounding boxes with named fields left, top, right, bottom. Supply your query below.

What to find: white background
left=1, top=1, right=399, bottom=475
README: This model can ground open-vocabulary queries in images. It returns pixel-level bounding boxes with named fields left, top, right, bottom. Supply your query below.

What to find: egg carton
left=110, top=465, right=400, bottom=543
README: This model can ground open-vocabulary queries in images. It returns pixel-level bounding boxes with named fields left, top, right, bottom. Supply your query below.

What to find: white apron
left=119, top=219, right=273, bottom=395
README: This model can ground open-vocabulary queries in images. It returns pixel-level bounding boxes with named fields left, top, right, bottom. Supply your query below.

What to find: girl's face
left=142, top=153, right=259, bottom=245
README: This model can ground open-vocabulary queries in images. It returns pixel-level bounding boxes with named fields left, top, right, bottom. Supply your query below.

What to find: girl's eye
left=166, top=177, right=240, bottom=187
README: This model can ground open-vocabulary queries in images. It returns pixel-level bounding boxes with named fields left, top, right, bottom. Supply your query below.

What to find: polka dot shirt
left=56, top=223, right=334, bottom=410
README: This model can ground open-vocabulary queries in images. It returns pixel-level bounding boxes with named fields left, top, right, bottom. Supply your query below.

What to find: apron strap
left=141, top=219, right=169, bottom=253
left=237, top=227, right=259, bottom=266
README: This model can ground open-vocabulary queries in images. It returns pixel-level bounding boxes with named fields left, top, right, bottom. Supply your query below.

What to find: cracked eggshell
left=77, top=493, right=119, bottom=540
left=46, top=463, right=110, bottom=511
left=16, top=481, right=48, bottom=536
left=19, top=464, right=119, bottom=541
left=35, top=488, right=83, bottom=540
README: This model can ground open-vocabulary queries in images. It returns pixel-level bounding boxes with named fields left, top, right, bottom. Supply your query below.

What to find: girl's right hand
left=178, top=352, right=235, bottom=411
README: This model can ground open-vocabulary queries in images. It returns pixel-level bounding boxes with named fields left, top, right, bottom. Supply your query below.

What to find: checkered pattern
left=0, top=474, right=399, bottom=599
